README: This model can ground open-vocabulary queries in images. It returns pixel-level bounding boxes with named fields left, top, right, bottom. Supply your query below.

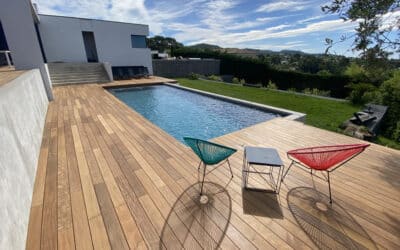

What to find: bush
left=232, top=77, right=240, bottom=84
left=173, top=47, right=351, bottom=98
left=240, top=79, right=246, bottom=84
left=379, top=70, right=400, bottom=140
left=266, top=80, right=278, bottom=90
left=287, top=88, right=297, bottom=92
left=207, top=75, right=222, bottom=81
left=394, top=122, right=400, bottom=142
left=303, top=88, right=331, bottom=97
left=188, top=72, right=200, bottom=80
left=344, top=62, right=367, bottom=83
left=347, top=83, right=377, bottom=104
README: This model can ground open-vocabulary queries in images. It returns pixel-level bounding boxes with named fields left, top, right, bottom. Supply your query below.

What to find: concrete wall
left=153, top=59, right=220, bottom=77
left=38, top=15, right=153, bottom=74
left=0, top=69, right=48, bottom=250
left=0, top=0, right=53, bottom=100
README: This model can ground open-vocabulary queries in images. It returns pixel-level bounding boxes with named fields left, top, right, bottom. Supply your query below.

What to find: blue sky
left=34, top=0, right=400, bottom=56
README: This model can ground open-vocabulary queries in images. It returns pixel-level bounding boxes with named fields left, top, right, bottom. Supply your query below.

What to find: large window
left=131, top=35, right=146, bottom=48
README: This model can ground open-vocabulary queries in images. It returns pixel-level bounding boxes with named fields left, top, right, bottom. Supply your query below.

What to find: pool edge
left=164, top=83, right=306, bottom=123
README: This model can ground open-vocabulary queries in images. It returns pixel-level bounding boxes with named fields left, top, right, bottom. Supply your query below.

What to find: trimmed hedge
left=174, top=48, right=351, bottom=98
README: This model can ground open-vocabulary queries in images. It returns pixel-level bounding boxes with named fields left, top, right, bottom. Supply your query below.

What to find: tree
left=146, top=36, right=183, bottom=52
left=322, top=0, right=400, bottom=61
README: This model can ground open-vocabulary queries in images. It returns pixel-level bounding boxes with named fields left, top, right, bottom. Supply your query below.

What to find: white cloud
left=256, top=0, right=314, bottom=13
left=221, top=19, right=348, bottom=41
left=32, top=0, right=366, bottom=54
left=297, top=14, right=327, bottom=24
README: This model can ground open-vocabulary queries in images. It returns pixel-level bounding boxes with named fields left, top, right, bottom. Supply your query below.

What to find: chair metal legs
left=327, top=171, right=332, bottom=203
left=199, top=162, right=207, bottom=195
left=282, top=160, right=334, bottom=203
left=198, top=159, right=234, bottom=196
left=281, top=160, right=294, bottom=182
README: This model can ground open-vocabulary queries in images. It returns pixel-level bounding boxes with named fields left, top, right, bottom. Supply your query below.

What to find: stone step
left=51, top=78, right=109, bottom=84
left=50, top=73, right=108, bottom=80
left=49, top=69, right=105, bottom=74
left=52, top=78, right=110, bottom=85
left=48, top=62, right=111, bottom=85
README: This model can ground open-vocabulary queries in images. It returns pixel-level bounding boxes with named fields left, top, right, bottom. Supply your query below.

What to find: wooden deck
left=102, top=76, right=177, bottom=88
left=27, top=82, right=400, bottom=249
left=0, top=66, right=25, bottom=86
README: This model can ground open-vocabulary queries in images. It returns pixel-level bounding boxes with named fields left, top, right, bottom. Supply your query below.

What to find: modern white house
left=0, top=0, right=153, bottom=86
left=38, top=14, right=153, bottom=72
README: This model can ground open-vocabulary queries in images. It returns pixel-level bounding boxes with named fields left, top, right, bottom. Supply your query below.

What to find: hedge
left=174, top=48, right=351, bottom=98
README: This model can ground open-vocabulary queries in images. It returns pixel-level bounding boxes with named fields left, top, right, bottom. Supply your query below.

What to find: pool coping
left=163, top=83, right=306, bottom=122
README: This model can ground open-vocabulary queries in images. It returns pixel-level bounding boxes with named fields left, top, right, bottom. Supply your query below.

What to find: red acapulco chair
left=281, top=144, right=370, bottom=203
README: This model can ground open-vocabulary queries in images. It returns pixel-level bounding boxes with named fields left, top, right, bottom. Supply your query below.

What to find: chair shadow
left=287, top=187, right=377, bottom=249
left=159, top=181, right=232, bottom=249
left=241, top=188, right=283, bottom=218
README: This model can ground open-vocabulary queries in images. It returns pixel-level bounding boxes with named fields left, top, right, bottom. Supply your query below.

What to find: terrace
left=26, top=80, right=400, bottom=249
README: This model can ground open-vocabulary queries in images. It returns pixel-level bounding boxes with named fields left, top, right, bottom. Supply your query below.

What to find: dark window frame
left=131, top=35, right=147, bottom=48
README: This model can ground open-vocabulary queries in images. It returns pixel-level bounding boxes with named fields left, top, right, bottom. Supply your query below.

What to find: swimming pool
left=109, top=85, right=281, bottom=143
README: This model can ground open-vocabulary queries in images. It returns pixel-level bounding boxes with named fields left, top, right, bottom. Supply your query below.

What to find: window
left=131, top=35, right=146, bottom=48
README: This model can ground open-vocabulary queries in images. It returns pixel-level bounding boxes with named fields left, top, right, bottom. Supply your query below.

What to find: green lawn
left=176, top=78, right=400, bottom=149
left=177, top=78, right=359, bottom=132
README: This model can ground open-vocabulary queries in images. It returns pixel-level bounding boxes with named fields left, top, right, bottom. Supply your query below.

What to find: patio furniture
left=281, top=144, right=370, bottom=203
left=183, top=137, right=237, bottom=203
left=243, top=146, right=284, bottom=193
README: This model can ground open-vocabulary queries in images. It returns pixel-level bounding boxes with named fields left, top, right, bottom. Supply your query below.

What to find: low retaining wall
left=0, top=69, right=48, bottom=250
left=153, top=59, right=220, bottom=77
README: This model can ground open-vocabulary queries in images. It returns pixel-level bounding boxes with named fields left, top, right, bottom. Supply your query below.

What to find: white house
left=0, top=0, right=153, bottom=88
left=37, top=14, right=153, bottom=73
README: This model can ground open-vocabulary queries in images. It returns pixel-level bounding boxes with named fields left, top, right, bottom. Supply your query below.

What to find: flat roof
left=37, top=14, right=149, bottom=28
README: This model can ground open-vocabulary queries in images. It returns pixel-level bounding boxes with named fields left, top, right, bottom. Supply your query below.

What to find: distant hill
left=188, top=43, right=221, bottom=50
left=188, top=43, right=307, bottom=57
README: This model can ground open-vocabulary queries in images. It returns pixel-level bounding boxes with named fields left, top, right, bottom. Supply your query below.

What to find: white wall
left=38, top=15, right=153, bottom=73
left=0, top=69, right=48, bottom=250
left=0, top=0, right=53, bottom=100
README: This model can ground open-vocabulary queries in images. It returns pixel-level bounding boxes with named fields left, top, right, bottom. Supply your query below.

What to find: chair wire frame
left=184, top=137, right=237, bottom=196
left=281, top=144, right=370, bottom=203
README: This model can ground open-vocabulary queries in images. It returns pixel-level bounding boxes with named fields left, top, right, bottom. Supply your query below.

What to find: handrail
left=0, top=50, right=12, bottom=67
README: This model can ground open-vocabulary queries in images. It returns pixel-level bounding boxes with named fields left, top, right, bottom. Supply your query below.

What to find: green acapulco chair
left=183, top=137, right=237, bottom=204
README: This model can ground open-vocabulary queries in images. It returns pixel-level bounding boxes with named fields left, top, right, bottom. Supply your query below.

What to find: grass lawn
left=176, top=78, right=400, bottom=150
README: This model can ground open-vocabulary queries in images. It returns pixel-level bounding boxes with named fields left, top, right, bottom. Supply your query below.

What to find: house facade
left=37, top=14, right=153, bottom=73
left=0, top=1, right=153, bottom=78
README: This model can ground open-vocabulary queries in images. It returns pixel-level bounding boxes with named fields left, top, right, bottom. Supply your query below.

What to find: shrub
left=287, top=88, right=297, bottom=92
left=347, top=83, right=377, bottom=104
left=394, top=122, right=400, bottom=142
left=232, top=77, right=240, bottom=84
left=344, top=62, right=367, bottom=83
left=266, top=80, right=278, bottom=90
left=207, top=75, right=222, bottom=81
left=379, top=70, right=400, bottom=140
left=188, top=72, right=200, bottom=80
left=317, top=70, right=332, bottom=76
left=173, top=48, right=351, bottom=98
left=303, top=88, right=331, bottom=97
left=240, top=79, right=246, bottom=84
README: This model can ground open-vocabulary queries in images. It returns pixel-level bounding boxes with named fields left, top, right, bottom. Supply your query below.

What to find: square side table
left=243, top=146, right=284, bottom=193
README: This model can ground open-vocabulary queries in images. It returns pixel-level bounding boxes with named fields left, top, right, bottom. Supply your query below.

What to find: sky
left=33, top=0, right=400, bottom=56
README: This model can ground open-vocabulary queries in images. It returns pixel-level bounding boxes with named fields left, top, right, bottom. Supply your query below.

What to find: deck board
left=26, top=82, right=400, bottom=249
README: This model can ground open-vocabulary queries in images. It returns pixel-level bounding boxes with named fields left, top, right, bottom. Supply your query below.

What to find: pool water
left=110, top=85, right=280, bottom=143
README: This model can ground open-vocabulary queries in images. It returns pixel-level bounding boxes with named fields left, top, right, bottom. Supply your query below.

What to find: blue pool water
left=110, top=85, right=280, bottom=143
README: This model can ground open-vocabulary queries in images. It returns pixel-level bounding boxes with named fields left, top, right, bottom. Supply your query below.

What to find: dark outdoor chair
left=183, top=137, right=237, bottom=202
left=281, top=144, right=370, bottom=203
